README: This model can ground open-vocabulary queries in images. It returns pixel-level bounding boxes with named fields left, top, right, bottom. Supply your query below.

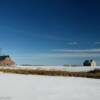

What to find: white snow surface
left=18, top=65, right=100, bottom=72
left=0, top=65, right=100, bottom=72
left=0, top=73, right=100, bottom=100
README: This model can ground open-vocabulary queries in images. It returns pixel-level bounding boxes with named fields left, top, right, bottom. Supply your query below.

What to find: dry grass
left=0, top=68, right=100, bottom=79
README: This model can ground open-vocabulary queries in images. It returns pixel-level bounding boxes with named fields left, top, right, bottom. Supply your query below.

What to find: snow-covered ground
left=0, top=65, right=100, bottom=72
left=0, top=73, right=100, bottom=100
left=17, top=65, right=100, bottom=72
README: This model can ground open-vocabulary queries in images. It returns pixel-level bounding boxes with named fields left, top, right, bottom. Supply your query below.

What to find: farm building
left=0, top=55, right=15, bottom=66
left=83, top=59, right=96, bottom=67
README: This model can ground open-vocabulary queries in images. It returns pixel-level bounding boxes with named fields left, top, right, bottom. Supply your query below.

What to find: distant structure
left=0, top=55, right=15, bottom=66
left=0, top=49, right=15, bottom=66
left=83, top=59, right=96, bottom=67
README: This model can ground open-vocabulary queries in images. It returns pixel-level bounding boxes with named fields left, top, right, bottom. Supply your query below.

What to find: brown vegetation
left=0, top=68, right=100, bottom=79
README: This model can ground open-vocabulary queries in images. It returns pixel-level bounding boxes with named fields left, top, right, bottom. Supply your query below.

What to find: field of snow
left=0, top=73, right=100, bottom=100
left=17, top=65, right=100, bottom=72
left=0, top=66, right=100, bottom=73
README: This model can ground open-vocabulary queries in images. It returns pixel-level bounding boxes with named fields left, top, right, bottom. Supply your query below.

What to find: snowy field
left=17, top=65, right=100, bottom=72
left=0, top=66, right=100, bottom=72
left=0, top=73, right=100, bottom=100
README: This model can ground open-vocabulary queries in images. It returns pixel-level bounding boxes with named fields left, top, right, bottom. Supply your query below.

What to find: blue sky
left=0, top=0, right=100, bottom=65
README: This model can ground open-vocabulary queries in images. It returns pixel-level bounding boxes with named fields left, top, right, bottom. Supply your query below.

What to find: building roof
left=0, top=55, right=10, bottom=61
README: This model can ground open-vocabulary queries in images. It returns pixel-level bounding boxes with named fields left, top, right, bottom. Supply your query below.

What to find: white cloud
left=52, top=48, right=100, bottom=53
left=37, top=52, right=99, bottom=57
left=52, top=48, right=100, bottom=57
left=13, top=49, right=100, bottom=60
left=67, top=42, right=78, bottom=45
left=94, top=42, right=100, bottom=45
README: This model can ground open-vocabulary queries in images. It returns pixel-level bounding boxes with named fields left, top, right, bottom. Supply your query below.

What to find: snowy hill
left=0, top=73, right=100, bottom=100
